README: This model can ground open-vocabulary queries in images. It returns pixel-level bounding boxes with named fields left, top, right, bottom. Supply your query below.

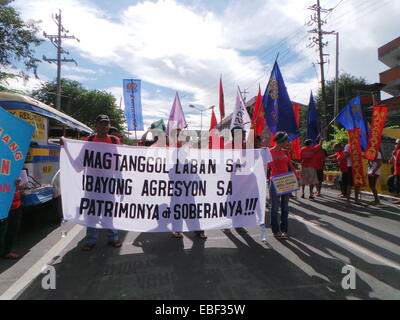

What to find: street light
left=188, top=104, right=214, bottom=131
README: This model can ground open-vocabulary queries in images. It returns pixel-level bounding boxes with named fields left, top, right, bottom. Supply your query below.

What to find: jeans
left=86, top=227, right=119, bottom=245
left=269, top=184, right=290, bottom=234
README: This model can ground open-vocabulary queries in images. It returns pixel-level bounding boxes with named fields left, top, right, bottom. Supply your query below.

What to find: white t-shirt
left=344, top=144, right=352, bottom=167
left=367, top=152, right=382, bottom=176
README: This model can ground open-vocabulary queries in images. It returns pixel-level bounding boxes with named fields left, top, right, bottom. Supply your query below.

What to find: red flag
left=251, top=85, right=265, bottom=138
left=289, top=103, right=301, bottom=160
left=365, top=106, right=388, bottom=160
left=210, top=107, right=217, bottom=130
left=219, top=76, right=225, bottom=121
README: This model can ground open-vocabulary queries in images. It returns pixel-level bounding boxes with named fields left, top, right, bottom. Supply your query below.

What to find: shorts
left=317, top=170, right=324, bottom=183
left=342, top=167, right=353, bottom=187
left=300, top=167, right=319, bottom=185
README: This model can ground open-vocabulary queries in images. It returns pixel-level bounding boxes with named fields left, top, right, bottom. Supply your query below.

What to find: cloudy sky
left=7, top=0, right=400, bottom=134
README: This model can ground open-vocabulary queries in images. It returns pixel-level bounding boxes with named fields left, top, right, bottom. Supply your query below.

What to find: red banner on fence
left=365, top=106, right=388, bottom=160
left=348, top=128, right=366, bottom=187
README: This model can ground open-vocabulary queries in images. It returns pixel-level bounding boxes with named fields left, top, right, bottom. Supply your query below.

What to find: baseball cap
left=96, top=115, right=110, bottom=123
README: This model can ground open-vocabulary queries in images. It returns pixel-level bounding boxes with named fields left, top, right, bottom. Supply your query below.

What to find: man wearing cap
left=267, top=132, right=298, bottom=240
left=82, top=115, right=122, bottom=251
left=390, top=139, right=400, bottom=204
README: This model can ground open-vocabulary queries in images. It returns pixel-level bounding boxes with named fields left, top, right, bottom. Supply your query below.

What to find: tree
left=0, top=0, right=42, bottom=83
left=299, top=73, right=370, bottom=142
left=32, top=79, right=126, bottom=132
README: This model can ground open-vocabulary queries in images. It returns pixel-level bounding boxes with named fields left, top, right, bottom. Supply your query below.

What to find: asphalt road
left=0, top=189, right=399, bottom=300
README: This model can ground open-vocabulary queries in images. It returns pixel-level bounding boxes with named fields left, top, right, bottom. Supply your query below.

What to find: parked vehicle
left=0, top=92, right=93, bottom=207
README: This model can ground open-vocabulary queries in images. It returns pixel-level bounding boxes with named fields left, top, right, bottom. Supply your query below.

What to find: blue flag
left=337, top=96, right=369, bottom=151
left=0, top=107, right=34, bottom=219
left=263, top=62, right=299, bottom=141
left=123, top=79, right=144, bottom=131
left=307, top=92, right=320, bottom=145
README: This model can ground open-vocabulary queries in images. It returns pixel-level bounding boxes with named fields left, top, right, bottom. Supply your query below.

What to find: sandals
left=173, top=232, right=183, bottom=238
left=273, top=232, right=289, bottom=240
left=280, top=233, right=289, bottom=240
left=82, top=243, right=96, bottom=251
left=108, top=240, right=123, bottom=248
left=197, top=231, right=208, bottom=239
left=273, top=232, right=282, bottom=240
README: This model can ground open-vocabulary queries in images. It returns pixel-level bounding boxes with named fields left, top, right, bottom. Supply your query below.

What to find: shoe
left=108, top=240, right=122, bottom=248
left=316, top=193, right=324, bottom=198
left=301, top=194, right=305, bottom=199
left=173, top=232, right=183, bottom=238
left=222, top=229, right=231, bottom=234
left=309, top=195, right=315, bottom=200
left=273, top=232, right=282, bottom=240
left=3, top=253, right=20, bottom=259
left=82, top=244, right=96, bottom=251
left=339, top=194, right=346, bottom=198
left=280, top=233, right=289, bottom=240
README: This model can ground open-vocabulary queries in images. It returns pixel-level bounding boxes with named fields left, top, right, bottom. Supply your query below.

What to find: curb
left=323, top=183, right=400, bottom=203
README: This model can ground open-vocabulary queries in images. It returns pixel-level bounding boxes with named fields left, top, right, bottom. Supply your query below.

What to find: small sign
left=271, top=172, right=299, bottom=196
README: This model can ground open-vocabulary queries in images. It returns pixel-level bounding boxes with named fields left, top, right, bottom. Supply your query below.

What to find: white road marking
left=0, top=224, right=84, bottom=300
left=292, top=215, right=400, bottom=271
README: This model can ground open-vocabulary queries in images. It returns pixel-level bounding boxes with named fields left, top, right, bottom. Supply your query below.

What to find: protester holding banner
left=80, top=115, right=123, bottom=251
left=390, top=139, right=400, bottom=204
left=268, top=132, right=298, bottom=240
left=300, top=139, right=321, bottom=200
left=222, top=126, right=248, bottom=235
left=367, top=152, right=382, bottom=205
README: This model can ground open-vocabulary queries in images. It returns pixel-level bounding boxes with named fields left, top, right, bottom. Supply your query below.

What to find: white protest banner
left=60, top=139, right=271, bottom=232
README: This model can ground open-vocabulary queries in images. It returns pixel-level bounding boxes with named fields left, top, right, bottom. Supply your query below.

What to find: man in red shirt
left=267, top=132, right=298, bottom=240
left=82, top=115, right=122, bottom=251
left=391, top=139, right=400, bottom=205
left=300, top=139, right=321, bottom=200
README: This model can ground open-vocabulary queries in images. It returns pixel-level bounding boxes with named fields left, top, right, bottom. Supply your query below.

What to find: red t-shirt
left=301, top=144, right=321, bottom=168
left=269, top=147, right=297, bottom=178
left=336, top=151, right=348, bottom=173
left=314, top=148, right=326, bottom=170
left=394, top=149, right=400, bottom=175
left=85, top=135, right=121, bottom=145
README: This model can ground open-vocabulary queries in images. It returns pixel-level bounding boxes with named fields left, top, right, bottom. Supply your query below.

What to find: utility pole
left=307, top=0, right=335, bottom=138
left=240, top=89, right=249, bottom=103
left=43, top=9, right=80, bottom=111
left=334, top=32, right=339, bottom=127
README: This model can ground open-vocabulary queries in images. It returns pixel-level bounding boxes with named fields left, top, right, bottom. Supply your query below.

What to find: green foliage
left=322, top=125, right=348, bottom=154
left=32, top=79, right=126, bottom=133
left=0, top=2, right=42, bottom=82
